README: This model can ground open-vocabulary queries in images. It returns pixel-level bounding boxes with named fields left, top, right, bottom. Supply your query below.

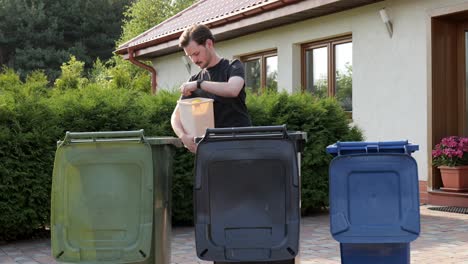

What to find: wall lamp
left=379, top=8, right=393, bottom=38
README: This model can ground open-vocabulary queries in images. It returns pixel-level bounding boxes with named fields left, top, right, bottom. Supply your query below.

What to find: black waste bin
left=326, top=141, right=420, bottom=264
left=194, top=125, right=306, bottom=263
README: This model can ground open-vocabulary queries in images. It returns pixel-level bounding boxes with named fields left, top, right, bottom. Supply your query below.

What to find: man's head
left=179, top=24, right=216, bottom=69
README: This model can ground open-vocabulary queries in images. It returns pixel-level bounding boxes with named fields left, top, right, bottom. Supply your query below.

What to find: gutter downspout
left=128, top=48, right=157, bottom=95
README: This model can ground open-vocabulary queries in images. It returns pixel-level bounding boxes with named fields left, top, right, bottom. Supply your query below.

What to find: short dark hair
left=179, top=24, right=215, bottom=48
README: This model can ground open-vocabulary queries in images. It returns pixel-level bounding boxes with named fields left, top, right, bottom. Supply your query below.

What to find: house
left=116, top=0, right=468, bottom=207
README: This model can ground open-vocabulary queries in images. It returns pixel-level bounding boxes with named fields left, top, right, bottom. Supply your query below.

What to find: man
left=171, top=24, right=251, bottom=153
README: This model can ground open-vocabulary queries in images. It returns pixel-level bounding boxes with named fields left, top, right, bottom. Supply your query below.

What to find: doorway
left=431, top=12, right=468, bottom=193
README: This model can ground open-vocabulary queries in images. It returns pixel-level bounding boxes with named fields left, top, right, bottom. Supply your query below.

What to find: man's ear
left=205, top=39, right=214, bottom=49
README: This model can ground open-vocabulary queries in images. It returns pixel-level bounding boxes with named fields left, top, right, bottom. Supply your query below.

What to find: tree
left=118, top=0, right=196, bottom=45
left=54, top=56, right=88, bottom=91
left=111, top=0, right=196, bottom=94
left=314, top=75, right=328, bottom=99
left=335, top=63, right=352, bottom=111
left=0, top=0, right=130, bottom=81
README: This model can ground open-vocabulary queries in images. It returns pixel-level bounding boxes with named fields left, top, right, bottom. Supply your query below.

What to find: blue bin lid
left=326, top=140, right=419, bottom=156
left=329, top=153, right=420, bottom=243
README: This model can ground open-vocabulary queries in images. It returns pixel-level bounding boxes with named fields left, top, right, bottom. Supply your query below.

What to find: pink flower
left=443, top=148, right=453, bottom=158
left=461, top=138, right=468, bottom=152
left=433, top=136, right=468, bottom=166
left=444, top=137, right=458, bottom=148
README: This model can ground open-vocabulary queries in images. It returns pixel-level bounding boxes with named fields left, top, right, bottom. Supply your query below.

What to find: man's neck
left=206, top=55, right=221, bottom=69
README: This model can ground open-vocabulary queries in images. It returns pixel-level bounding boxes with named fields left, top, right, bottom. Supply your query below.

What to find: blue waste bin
left=326, top=141, right=420, bottom=264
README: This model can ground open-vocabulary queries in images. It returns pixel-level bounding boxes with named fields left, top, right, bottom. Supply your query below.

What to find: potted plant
left=432, top=136, right=468, bottom=192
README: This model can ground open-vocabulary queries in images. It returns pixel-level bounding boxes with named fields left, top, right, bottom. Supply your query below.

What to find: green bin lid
left=51, top=135, right=154, bottom=263
left=146, top=137, right=183, bottom=147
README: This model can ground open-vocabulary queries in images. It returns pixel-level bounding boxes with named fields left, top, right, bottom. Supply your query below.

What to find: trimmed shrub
left=0, top=76, right=361, bottom=240
left=54, top=56, right=88, bottom=91
left=247, top=92, right=363, bottom=212
left=0, top=91, right=59, bottom=241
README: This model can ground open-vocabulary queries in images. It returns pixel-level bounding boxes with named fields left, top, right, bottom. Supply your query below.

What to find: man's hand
left=180, top=81, right=197, bottom=97
left=180, top=134, right=197, bottom=153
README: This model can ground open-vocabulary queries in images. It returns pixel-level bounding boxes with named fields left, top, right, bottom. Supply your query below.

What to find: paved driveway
left=1, top=205, right=468, bottom=264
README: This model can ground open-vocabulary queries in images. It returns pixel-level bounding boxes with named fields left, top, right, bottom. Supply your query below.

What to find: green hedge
left=0, top=77, right=362, bottom=240
left=247, top=92, right=363, bottom=213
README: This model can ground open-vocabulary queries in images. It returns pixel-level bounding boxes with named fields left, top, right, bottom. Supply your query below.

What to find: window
left=302, top=36, right=352, bottom=112
left=241, top=50, right=278, bottom=93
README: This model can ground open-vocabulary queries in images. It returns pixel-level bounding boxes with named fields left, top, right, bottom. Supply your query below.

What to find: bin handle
left=333, top=141, right=416, bottom=156
left=204, top=125, right=288, bottom=140
left=365, top=144, right=379, bottom=153
left=60, top=129, right=146, bottom=146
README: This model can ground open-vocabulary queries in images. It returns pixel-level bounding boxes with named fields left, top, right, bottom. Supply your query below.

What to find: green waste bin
left=51, top=130, right=181, bottom=264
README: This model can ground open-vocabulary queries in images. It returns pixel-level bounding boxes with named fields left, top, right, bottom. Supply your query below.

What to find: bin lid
left=195, top=125, right=307, bottom=153
left=329, top=153, right=420, bottom=243
left=326, top=140, right=419, bottom=156
left=57, top=130, right=182, bottom=148
left=51, top=132, right=154, bottom=263
left=146, top=137, right=183, bottom=147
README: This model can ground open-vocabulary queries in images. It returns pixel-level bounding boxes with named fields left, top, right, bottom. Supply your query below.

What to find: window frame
left=240, top=49, right=278, bottom=93
left=301, top=35, right=352, bottom=98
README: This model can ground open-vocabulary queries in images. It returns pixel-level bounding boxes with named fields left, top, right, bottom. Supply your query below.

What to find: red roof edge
left=115, top=0, right=301, bottom=56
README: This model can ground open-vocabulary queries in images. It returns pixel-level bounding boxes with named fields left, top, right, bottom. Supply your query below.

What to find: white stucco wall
left=152, top=0, right=468, bottom=181
left=152, top=52, right=193, bottom=90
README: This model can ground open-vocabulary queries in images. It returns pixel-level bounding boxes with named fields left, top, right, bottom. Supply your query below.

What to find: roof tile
left=122, top=0, right=289, bottom=49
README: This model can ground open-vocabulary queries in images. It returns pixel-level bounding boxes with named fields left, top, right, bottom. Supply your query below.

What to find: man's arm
left=171, top=104, right=185, bottom=138
left=180, top=76, right=244, bottom=98
left=200, top=76, right=244, bottom=97
left=171, top=104, right=197, bottom=153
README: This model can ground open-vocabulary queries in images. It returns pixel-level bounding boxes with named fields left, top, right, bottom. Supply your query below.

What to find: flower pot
left=439, top=166, right=468, bottom=192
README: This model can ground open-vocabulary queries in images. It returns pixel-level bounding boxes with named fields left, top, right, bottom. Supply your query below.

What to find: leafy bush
left=0, top=68, right=22, bottom=93
left=54, top=56, right=88, bottom=91
left=247, top=92, right=363, bottom=212
left=0, top=70, right=362, bottom=240
left=24, top=71, right=50, bottom=97
left=0, top=91, right=60, bottom=241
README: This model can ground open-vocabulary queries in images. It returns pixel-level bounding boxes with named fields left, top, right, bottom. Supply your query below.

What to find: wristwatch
left=197, top=79, right=204, bottom=89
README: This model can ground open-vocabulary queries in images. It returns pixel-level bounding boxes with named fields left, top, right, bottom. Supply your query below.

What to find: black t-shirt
left=182, top=58, right=251, bottom=128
